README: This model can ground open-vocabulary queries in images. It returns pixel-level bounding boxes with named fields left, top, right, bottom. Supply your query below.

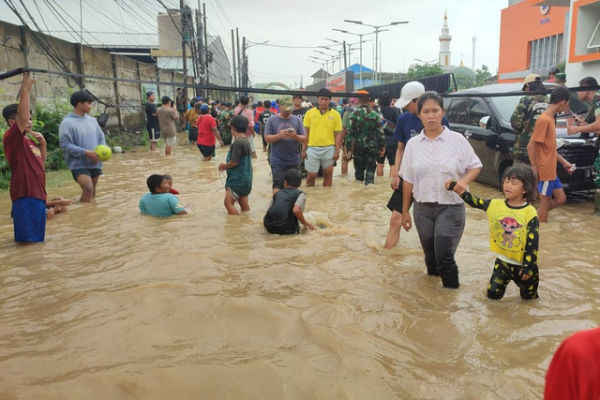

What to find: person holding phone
left=264, top=97, right=306, bottom=194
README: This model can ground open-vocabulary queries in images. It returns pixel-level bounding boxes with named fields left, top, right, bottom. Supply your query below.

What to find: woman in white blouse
left=399, top=92, right=482, bottom=288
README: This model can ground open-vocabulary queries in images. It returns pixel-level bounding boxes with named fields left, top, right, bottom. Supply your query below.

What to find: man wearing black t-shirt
left=291, top=94, right=307, bottom=121
left=258, top=100, right=275, bottom=152
left=145, top=91, right=160, bottom=151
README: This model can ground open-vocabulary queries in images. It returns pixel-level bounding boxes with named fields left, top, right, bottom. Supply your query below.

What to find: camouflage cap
left=278, top=96, right=293, bottom=107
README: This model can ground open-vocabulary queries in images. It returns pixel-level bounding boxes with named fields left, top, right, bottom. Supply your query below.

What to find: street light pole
left=344, top=19, right=409, bottom=83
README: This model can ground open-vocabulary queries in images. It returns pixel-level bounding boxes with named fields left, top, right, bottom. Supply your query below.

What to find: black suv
left=444, top=83, right=599, bottom=192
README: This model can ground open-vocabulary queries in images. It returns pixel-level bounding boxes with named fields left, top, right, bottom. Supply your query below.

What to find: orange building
left=498, top=1, right=569, bottom=82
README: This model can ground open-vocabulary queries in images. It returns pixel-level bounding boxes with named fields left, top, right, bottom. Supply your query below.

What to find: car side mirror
left=479, top=115, right=491, bottom=129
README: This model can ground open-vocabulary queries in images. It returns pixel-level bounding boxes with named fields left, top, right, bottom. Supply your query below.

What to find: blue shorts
left=71, top=168, right=102, bottom=181
left=12, top=197, right=46, bottom=242
left=538, top=176, right=563, bottom=197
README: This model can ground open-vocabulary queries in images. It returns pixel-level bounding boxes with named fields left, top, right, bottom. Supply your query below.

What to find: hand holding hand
left=391, top=175, right=400, bottom=190
left=218, top=163, right=227, bottom=171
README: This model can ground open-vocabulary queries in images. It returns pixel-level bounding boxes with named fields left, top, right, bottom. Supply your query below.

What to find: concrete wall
left=0, top=20, right=191, bottom=130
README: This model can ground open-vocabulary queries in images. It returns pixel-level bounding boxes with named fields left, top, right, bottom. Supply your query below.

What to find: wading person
left=341, top=97, right=359, bottom=175
left=302, top=88, right=343, bottom=187
left=184, top=101, right=201, bottom=145
left=144, top=91, right=160, bottom=151
left=384, top=81, right=450, bottom=249
left=258, top=99, right=275, bottom=153
left=2, top=72, right=47, bottom=242
left=510, top=74, right=549, bottom=163
left=527, top=87, right=574, bottom=223
left=400, top=91, right=482, bottom=288
left=196, top=104, right=224, bottom=161
left=233, top=96, right=257, bottom=158
left=263, top=168, right=315, bottom=234
left=218, top=115, right=253, bottom=215
left=217, top=102, right=233, bottom=145
left=447, top=165, right=539, bottom=300
left=345, top=90, right=385, bottom=185
left=264, top=97, right=306, bottom=193
left=568, top=77, right=600, bottom=214
left=139, top=174, right=187, bottom=217
left=157, top=96, right=179, bottom=156
left=59, top=90, right=107, bottom=203
left=376, top=94, right=400, bottom=177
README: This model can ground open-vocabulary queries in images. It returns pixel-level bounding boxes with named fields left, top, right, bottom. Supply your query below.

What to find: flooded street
left=0, top=135, right=599, bottom=399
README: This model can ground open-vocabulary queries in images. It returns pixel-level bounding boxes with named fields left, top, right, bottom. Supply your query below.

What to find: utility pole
left=231, top=29, right=236, bottom=88
left=195, top=2, right=205, bottom=91
left=180, top=0, right=188, bottom=105
left=203, top=2, right=209, bottom=94
left=343, top=41, right=347, bottom=70
left=236, top=28, right=241, bottom=89
left=242, top=36, right=247, bottom=88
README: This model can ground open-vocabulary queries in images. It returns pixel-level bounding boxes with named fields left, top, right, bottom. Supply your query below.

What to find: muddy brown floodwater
left=0, top=135, right=599, bottom=399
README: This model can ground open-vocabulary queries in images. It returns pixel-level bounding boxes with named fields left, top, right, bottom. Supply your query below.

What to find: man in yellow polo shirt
left=302, top=88, right=343, bottom=186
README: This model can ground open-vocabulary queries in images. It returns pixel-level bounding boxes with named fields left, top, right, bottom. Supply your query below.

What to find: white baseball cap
left=395, top=81, right=426, bottom=110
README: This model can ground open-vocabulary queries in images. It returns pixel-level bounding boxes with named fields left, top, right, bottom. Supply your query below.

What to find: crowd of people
left=3, top=70, right=600, bottom=396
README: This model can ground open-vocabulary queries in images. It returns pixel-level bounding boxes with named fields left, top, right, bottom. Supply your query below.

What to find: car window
left=446, top=98, right=469, bottom=124
left=468, top=98, right=490, bottom=126
left=489, top=95, right=522, bottom=124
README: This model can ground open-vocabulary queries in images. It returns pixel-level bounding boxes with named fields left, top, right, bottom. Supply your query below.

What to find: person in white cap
left=384, top=81, right=449, bottom=249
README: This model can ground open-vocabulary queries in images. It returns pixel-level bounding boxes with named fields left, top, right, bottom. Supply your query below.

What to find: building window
left=588, top=18, right=600, bottom=49
left=528, top=34, right=563, bottom=73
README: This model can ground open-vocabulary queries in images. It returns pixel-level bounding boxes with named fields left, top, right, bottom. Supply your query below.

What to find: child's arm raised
left=519, top=217, right=539, bottom=281
left=293, top=205, right=315, bottom=231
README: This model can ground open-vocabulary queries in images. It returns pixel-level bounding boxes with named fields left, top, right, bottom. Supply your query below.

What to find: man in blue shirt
left=139, top=174, right=187, bottom=217
left=59, top=91, right=107, bottom=202
left=264, top=97, right=307, bottom=193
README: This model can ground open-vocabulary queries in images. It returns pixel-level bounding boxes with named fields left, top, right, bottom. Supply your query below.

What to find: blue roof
left=344, top=63, right=373, bottom=73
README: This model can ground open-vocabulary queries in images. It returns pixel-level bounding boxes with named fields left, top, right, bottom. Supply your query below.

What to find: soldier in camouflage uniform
left=567, top=76, right=600, bottom=214
left=217, top=103, right=233, bottom=145
left=510, top=74, right=549, bottom=162
left=345, top=91, right=385, bottom=185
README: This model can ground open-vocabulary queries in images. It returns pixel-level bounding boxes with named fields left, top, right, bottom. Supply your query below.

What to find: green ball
left=94, top=144, right=112, bottom=161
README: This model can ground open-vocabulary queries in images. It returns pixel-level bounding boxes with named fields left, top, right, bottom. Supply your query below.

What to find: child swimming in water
left=446, top=164, right=539, bottom=300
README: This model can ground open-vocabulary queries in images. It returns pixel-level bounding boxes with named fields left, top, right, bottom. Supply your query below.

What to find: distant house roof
left=311, top=68, right=330, bottom=79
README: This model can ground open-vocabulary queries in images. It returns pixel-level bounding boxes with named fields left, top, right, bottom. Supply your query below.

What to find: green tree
left=475, top=65, right=492, bottom=87
left=405, top=63, right=444, bottom=80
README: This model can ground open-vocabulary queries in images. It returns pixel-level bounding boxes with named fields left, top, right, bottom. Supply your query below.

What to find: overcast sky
left=1, top=0, right=507, bottom=88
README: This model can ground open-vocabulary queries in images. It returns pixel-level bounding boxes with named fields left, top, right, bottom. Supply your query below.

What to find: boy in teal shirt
left=139, top=174, right=187, bottom=217
left=218, top=115, right=253, bottom=215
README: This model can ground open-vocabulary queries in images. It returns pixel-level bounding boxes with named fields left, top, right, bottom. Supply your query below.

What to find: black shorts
left=271, top=165, right=296, bottom=190
left=264, top=220, right=299, bottom=235
left=386, top=179, right=413, bottom=213
left=197, top=144, right=215, bottom=157
left=377, top=135, right=397, bottom=165
left=71, top=168, right=103, bottom=181
left=148, top=125, right=160, bottom=141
